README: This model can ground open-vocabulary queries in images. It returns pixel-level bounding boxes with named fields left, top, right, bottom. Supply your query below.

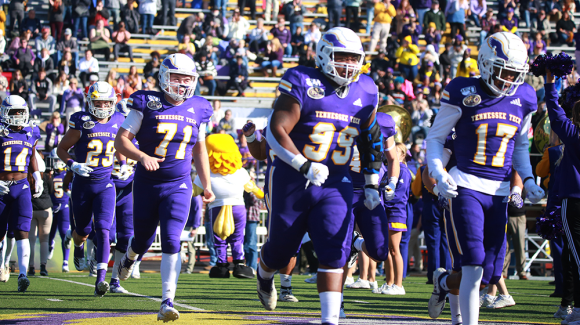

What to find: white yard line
left=42, top=276, right=204, bottom=311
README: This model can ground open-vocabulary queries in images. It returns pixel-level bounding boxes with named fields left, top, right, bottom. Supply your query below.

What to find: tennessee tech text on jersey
left=277, top=66, right=378, bottom=175
left=441, top=77, right=536, bottom=182
left=126, top=90, right=212, bottom=181
left=0, top=123, right=40, bottom=173
left=69, top=111, right=125, bottom=179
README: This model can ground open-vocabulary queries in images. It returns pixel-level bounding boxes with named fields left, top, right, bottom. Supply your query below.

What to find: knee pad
left=161, top=239, right=181, bottom=255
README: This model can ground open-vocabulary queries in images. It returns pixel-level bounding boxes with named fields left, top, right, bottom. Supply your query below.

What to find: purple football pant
left=210, top=205, right=246, bottom=263
left=261, top=163, right=354, bottom=270
left=449, top=187, right=508, bottom=277
left=352, top=189, right=389, bottom=261
left=131, top=176, right=192, bottom=255
left=0, top=179, right=33, bottom=237
left=113, top=183, right=134, bottom=253
left=443, top=208, right=462, bottom=272
left=49, top=204, right=71, bottom=262
left=71, top=176, right=116, bottom=236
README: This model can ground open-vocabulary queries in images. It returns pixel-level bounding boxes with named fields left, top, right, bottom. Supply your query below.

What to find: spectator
left=264, top=0, right=279, bottom=22
left=7, top=32, right=25, bottom=57
left=143, top=76, right=158, bottom=91
left=270, top=17, right=292, bottom=57
left=106, top=0, right=121, bottom=28
left=564, top=0, right=576, bottom=15
left=522, top=32, right=532, bottom=54
left=139, top=0, right=157, bottom=34
left=424, top=22, right=441, bottom=52
left=391, top=76, right=409, bottom=104
left=261, top=38, right=283, bottom=77
left=448, top=41, right=466, bottom=79
left=532, top=32, right=547, bottom=56
left=44, top=112, right=65, bottom=152
left=89, top=19, right=111, bottom=61
left=63, top=0, right=73, bottom=26
left=531, top=10, right=551, bottom=43
left=376, top=66, right=394, bottom=95
left=298, top=45, right=316, bottom=67
left=420, top=43, right=440, bottom=67
left=9, top=69, right=27, bottom=100
left=217, top=109, right=237, bottom=138
left=290, top=25, right=305, bottom=56
left=88, top=0, right=110, bottom=29
left=0, top=67, right=6, bottom=100
left=401, top=14, right=422, bottom=45
left=195, top=50, right=217, bottom=96
left=455, top=48, right=478, bottom=77
left=228, top=55, right=248, bottom=97
left=203, top=10, right=226, bottom=39
left=33, top=48, right=56, bottom=81
left=112, top=21, right=133, bottom=62
left=396, top=35, right=420, bottom=82
left=371, top=49, right=390, bottom=79
left=143, top=50, right=161, bottom=79
left=72, top=0, right=91, bottom=40
left=49, top=0, right=64, bottom=41
left=53, top=70, right=69, bottom=105
left=161, top=0, right=177, bottom=27
left=423, top=0, right=445, bottom=31
left=9, top=0, right=25, bottom=32
left=177, top=14, right=198, bottom=43
left=60, top=77, right=84, bottom=123
left=479, top=7, right=496, bottom=46
left=56, top=28, right=78, bottom=65
left=468, top=0, right=486, bottom=27
left=502, top=173, right=528, bottom=280
left=428, top=81, right=442, bottom=108
left=243, top=184, right=261, bottom=271
left=326, top=0, right=342, bottom=30
left=248, top=18, right=269, bottom=53
left=284, top=0, right=306, bottom=35
left=58, top=49, right=76, bottom=76
left=545, top=0, right=562, bottom=22
left=344, top=0, right=361, bottom=31
left=121, top=0, right=141, bottom=34
left=21, top=9, right=41, bottom=36
left=113, top=77, right=134, bottom=101
left=497, top=0, right=516, bottom=21
left=228, top=8, right=250, bottom=40
left=12, top=38, right=35, bottom=77
left=183, top=195, right=202, bottom=274
left=369, top=0, right=396, bottom=52
left=553, top=11, right=576, bottom=46
left=411, top=91, right=432, bottom=139
left=35, top=26, right=57, bottom=58
left=127, top=65, right=142, bottom=91
left=178, top=34, right=196, bottom=59
left=78, top=49, right=99, bottom=87
left=500, top=7, right=519, bottom=35
left=519, top=0, right=537, bottom=28
left=304, top=23, right=321, bottom=46
left=395, top=0, right=415, bottom=35
left=0, top=30, right=6, bottom=56
left=105, top=68, right=118, bottom=87
left=366, top=0, right=375, bottom=34
left=211, top=100, right=224, bottom=129
left=445, top=0, right=468, bottom=41
left=417, top=60, right=440, bottom=87
left=238, top=0, right=256, bottom=20
left=29, top=68, right=56, bottom=117
left=439, top=41, right=452, bottom=79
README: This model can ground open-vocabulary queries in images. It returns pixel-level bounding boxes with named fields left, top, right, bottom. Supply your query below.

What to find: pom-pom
left=561, top=79, right=580, bottom=114
left=536, top=209, right=564, bottom=240
left=530, top=53, right=574, bottom=78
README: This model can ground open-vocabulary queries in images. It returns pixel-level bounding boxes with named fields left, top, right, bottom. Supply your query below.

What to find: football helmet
left=316, top=27, right=366, bottom=87
left=478, top=32, right=529, bottom=97
left=159, top=53, right=199, bottom=101
left=116, top=98, right=130, bottom=117
left=1, top=95, right=29, bottom=127
left=87, top=81, right=116, bottom=119
left=47, top=148, right=66, bottom=171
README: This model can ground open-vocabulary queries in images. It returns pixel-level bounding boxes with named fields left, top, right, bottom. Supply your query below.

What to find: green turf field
left=0, top=270, right=565, bottom=324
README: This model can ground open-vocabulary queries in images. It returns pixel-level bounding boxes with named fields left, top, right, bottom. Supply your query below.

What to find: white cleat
left=118, top=254, right=136, bottom=281
left=487, top=294, right=515, bottom=309
left=346, top=278, right=370, bottom=289
left=479, top=294, right=496, bottom=308
left=555, top=306, right=573, bottom=320
left=257, top=272, right=277, bottom=310
left=373, top=282, right=389, bottom=294
left=131, top=260, right=141, bottom=279
left=278, top=286, right=299, bottom=302
left=48, top=241, right=55, bottom=260
left=428, top=268, right=449, bottom=319
left=110, top=283, right=129, bottom=293
left=62, top=264, right=69, bottom=273
left=158, top=298, right=179, bottom=322
left=304, top=273, right=317, bottom=284
left=1, top=265, right=10, bottom=282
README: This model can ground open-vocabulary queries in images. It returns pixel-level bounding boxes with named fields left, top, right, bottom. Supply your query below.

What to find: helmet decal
left=488, top=37, right=509, bottom=61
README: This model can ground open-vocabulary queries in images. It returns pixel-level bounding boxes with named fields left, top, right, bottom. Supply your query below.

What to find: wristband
left=523, top=177, right=534, bottom=185
left=291, top=154, right=308, bottom=173
left=364, top=184, right=379, bottom=190
left=66, top=159, right=75, bottom=167
left=511, top=186, right=522, bottom=195
left=246, top=132, right=256, bottom=143
left=299, top=160, right=311, bottom=175
left=432, top=185, right=440, bottom=196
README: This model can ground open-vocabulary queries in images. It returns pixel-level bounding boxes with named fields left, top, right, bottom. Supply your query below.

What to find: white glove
left=364, top=187, right=381, bottom=210
left=64, top=190, right=71, bottom=198
left=383, top=177, right=398, bottom=201
left=291, top=155, right=329, bottom=187
left=32, top=171, right=43, bottom=198
left=524, top=178, right=545, bottom=204
left=435, top=171, right=458, bottom=199
left=71, top=162, right=93, bottom=177
left=0, top=181, right=10, bottom=196
left=118, top=164, right=132, bottom=181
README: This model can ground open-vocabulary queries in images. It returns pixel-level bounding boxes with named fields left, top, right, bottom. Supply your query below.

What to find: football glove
left=524, top=179, right=545, bottom=204
left=435, top=171, right=458, bottom=199
left=32, top=171, right=43, bottom=198
left=292, top=155, right=329, bottom=187
left=503, top=191, right=524, bottom=209
left=118, top=164, right=132, bottom=181
left=364, top=187, right=381, bottom=210
left=383, top=177, right=398, bottom=201
left=53, top=203, right=61, bottom=214
left=0, top=181, right=10, bottom=196
left=71, top=162, right=93, bottom=177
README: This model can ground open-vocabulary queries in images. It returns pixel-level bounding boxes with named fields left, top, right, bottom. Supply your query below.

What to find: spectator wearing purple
left=44, top=112, right=65, bottom=153
left=270, top=16, right=292, bottom=57
left=532, top=32, right=547, bottom=56
left=283, top=0, right=306, bottom=36
left=479, top=8, right=496, bottom=47
left=60, top=77, right=85, bottom=124
left=261, top=38, right=284, bottom=77
left=411, top=0, right=431, bottom=26
left=500, top=7, right=519, bottom=35
left=468, top=0, right=486, bottom=27
left=12, top=38, right=35, bottom=77
left=401, top=14, right=422, bottom=44
left=424, top=21, right=441, bottom=51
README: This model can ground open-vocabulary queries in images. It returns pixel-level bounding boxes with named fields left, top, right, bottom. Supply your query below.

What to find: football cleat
left=64, top=230, right=72, bottom=250
left=40, top=265, right=48, bottom=276
left=339, top=301, right=346, bottom=319
left=346, top=231, right=361, bottom=269
left=279, top=286, right=299, bottom=302
left=94, top=280, right=110, bottom=297
left=62, top=264, right=69, bottom=273
left=131, top=260, right=141, bottom=279
left=562, top=308, right=580, bottom=325
left=257, top=271, right=277, bottom=311
left=555, top=306, right=574, bottom=320
left=1, top=265, right=10, bottom=282
left=17, top=274, right=30, bottom=292
left=110, top=279, right=129, bottom=293
left=428, top=268, right=449, bottom=319
left=118, top=253, right=136, bottom=281
left=74, top=256, right=85, bottom=271
left=158, top=298, right=180, bottom=322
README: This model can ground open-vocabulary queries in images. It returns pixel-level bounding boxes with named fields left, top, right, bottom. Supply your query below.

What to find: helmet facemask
left=160, top=71, right=198, bottom=101
left=2, top=107, right=29, bottom=127
left=89, top=99, right=116, bottom=119
left=320, top=48, right=365, bottom=87
left=480, top=56, right=528, bottom=97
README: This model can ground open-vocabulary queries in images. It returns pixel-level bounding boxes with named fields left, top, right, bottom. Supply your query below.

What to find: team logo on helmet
left=487, top=37, right=509, bottom=61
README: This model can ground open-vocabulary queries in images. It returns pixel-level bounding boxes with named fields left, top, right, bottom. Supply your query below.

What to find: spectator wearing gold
left=456, top=48, right=479, bottom=78
left=369, top=0, right=396, bottom=52
left=396, top=35, right=420, bottom=82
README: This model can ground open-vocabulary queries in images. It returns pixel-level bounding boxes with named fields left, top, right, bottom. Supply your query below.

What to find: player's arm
left=357, top=110, right=384, bottom=208
left=243, top=122, right=267, bottom=161
left=422, top=148, right=452, bottom=195
left=56, top=129, right=81, bottom=165
left=63, top=170, right=73, bottom=196
left=115, top=110, right=164, bottom=171
left=30, top=141, right=43, bottom=197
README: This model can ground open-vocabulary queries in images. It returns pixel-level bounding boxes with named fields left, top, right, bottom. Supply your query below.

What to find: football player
left=425, top=31, right=544, bottom=325
left=258, top=27, right=384, bottom=325
left=114, top=53, right=215, bottom=322
left=47, top=149, right=72, bottom=273
left=0, top=95, right=43, bottom=292
left=57, top=81, right=124, bottom=297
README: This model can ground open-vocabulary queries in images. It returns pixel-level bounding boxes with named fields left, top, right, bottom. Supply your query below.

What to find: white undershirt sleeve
left=265, top=113, right=302, bottom=169
left=120, top=110, right=144, bottom=135
left=425, top=102, right=462, bottom=180
left=198, top=123, right=207, bottom=141
left=512, top=112, right=534, bottom=182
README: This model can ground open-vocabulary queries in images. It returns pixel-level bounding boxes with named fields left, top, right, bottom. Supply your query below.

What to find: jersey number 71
left=155, top=122, right=193, bottom=159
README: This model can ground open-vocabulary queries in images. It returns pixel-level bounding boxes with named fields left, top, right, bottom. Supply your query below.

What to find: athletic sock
left=74, top=244, right=85, bottom=258
left=280, top=274, right=292, bottom=287
left=460, top=266, right=484, bottom=325
left=440, top=274, right=450, bottom=291
left=0, top=237, right=6, bottom=266
left=16, top=240, right=30, bottom=276
left=111, top=250, right=124, bottom=279
left=258, top=263, right=275, bottom=280
left=161, top=253, right=181, bottom=301
left=449, top=293, right=462, bottom=324
left=353, top=238, right=364, bottom=252
left=127, top=245, right=139, bottom=261
left=320, top=291, right=341, bottom=324
left=86, top=239, right=94, bottom=260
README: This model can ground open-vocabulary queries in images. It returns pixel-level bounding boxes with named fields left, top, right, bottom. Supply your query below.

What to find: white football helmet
left=316, top=27, right=366, bottom=87
left=1, top=95, right=29, bottom=127
left=48, top=148, right=66, bottom=171
left=116, top=98, right=129, bottom=117
left=87, top=81, right=116, bottom=119
left=159, top=53, right=199, bottom=101
left=478, top=32, right=529, bottom=97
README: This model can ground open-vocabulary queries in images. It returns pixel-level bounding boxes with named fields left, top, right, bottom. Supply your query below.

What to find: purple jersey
left=51, top=170, right=70, bottom=205
left=382, top=162, right=412, bottom=222
left=69, top=111, right=125, bottom=179
left=127, top=90, right=212, bottom=182
left=112, top=138, right=139, bottom=188
left=278, top=66, right=378, bottom=175
left=0, top=124, right=40, bottom=174
left=441, top=77, right=536, bottom=182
